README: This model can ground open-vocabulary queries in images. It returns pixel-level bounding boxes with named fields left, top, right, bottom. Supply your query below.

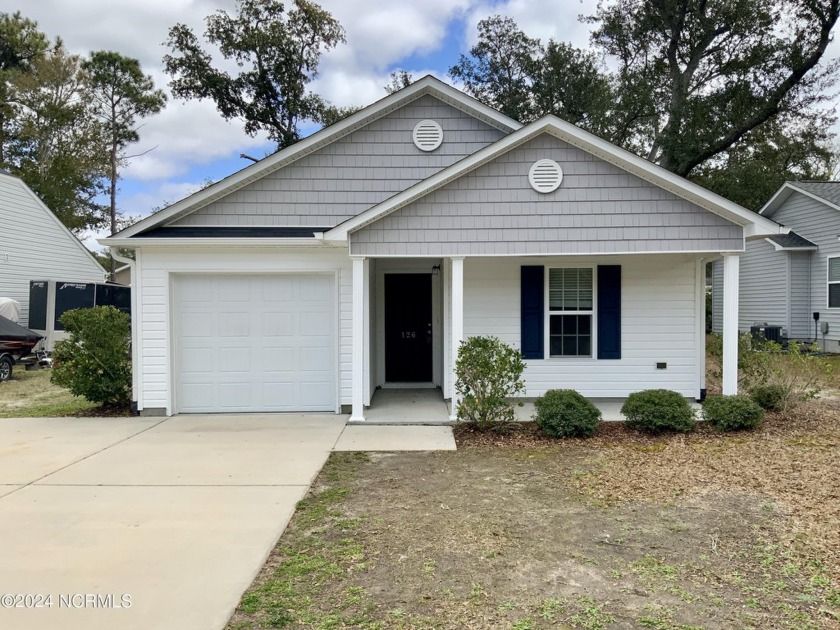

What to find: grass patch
left=0, top=369, right=96, bottom=417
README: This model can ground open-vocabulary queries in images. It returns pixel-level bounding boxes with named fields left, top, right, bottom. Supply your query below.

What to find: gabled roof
left=766, top=231, right=818, bottom=251
left=106, top=76, right=522, bottom=242
left=0, top=171, right=105, bottom=273
left=325, top=115, right=787, bottom=242
left=760, top=181, right=840, bottom=218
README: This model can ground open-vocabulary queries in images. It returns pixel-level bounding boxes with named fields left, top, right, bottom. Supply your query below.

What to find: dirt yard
left=228, top=400, right=840, bottom=630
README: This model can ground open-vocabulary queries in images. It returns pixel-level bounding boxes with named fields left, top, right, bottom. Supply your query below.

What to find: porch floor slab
left=334, top=425, right=456, bottom=451
left=363, top=388, right=451, bottom=424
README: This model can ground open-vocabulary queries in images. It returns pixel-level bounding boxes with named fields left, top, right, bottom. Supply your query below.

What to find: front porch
left=349, top=254, right=742, bottom=423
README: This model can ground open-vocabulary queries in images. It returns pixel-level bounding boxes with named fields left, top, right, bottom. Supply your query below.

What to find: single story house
left=0, top=171, right=107, bottom=327
left=711, top=181, right=840, bottom=351
left=102, top=76, right=786, bottom=419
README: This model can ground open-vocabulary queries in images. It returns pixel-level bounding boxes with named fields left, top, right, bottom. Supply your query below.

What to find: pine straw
left=455, top=401, right=840, bottom=581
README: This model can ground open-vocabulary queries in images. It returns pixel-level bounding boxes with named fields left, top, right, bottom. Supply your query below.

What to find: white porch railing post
left=350, top=256, right=366, bottom=421
left=722, top=254, right=740, bottom=396
left=450, top=257, right=464, bottom=421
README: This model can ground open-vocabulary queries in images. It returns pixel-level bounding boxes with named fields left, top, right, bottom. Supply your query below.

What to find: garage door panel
left=175, top=275, right=335, bottom=413
left=262, top=311, right=295, bottom=337
left=299, top=311, right=331, bottom=336
left=299, top=276, right=332, bottom=302
left=181, top=313, right=213, bottom=337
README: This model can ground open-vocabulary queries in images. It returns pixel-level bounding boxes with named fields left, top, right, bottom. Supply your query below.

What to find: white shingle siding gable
left=0, top=174, right=105, bottom=326
left=169, top=95, right=507, bottom=229
left=350, top=134, right=744, bottom=257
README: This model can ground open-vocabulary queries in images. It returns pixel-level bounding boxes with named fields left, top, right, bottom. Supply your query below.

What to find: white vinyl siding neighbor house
left=102, top=76, right=786, bottom=418
left=0, top=171, right=106, bottom=326
left=712, top=182, right=840, bottom=351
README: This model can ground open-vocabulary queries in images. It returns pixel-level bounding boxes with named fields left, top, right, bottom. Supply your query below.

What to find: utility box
left=28, top=280, right=131, bottom=350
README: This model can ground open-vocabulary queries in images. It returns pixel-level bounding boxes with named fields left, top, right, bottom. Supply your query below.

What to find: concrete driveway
left=0, top=414, right=346, bottom=630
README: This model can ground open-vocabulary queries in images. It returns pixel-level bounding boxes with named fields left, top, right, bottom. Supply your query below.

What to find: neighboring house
left=711, top=181, right=840, bottom=351
left=101, top=76, right=785, bottom=418
left=114, top=264, right=131, bottom=286
left=0, top=171, right=107, bottom=327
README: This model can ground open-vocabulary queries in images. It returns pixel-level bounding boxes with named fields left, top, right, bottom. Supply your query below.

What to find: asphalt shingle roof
left=766, top=231, right=818, bottom=250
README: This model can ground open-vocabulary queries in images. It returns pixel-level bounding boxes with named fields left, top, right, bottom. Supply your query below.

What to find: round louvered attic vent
left=412, top=120, right=443, bottom=151
left=528, top=159, right=563, bottom=193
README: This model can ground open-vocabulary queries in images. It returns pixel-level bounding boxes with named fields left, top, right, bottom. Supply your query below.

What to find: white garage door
left=174, top=274, right=336, bottom=413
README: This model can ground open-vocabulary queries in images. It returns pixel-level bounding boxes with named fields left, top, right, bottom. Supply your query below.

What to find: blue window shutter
left=521, top=266, right=544, bottom=360
left=597, top=265, right=621, bottom=359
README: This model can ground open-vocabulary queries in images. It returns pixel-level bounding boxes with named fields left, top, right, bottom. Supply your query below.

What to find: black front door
left=385, top=273, right=433, bottom=382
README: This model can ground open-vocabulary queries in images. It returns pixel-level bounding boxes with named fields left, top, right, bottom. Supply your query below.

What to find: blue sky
left=3, top=0, right=837, bottom=249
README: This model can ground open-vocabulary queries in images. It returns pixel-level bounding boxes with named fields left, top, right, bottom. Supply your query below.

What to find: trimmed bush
left=51, top=306, right=131, bottom=406
left=455, top=336, right=525, bottom=432
left=703, top=395, right=764, bottom=431
left=750, top=384, right=788, bottom=411
left=534, top=389, right=602, bottom=438
left=621, top=389, right=696, bottom=433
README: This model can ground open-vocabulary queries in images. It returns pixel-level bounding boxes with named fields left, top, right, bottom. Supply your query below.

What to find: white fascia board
left=99, top=237, right=342, bottom=249
left=326, top=115, right=787, bottom=241
left=115, top=76, right=520, bottom=239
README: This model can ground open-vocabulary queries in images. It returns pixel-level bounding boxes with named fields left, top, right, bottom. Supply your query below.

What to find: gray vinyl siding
left=737, top=238, right=788, bottom=330
left=350, top=134, right=744, bottom=257
left=170, top=95, right=507, bottom=228
left=789, top=251, right=813, bottom=338
left=0, top=174, right=106, bottom=326
left=772, top=191, right=840, bottom=341
left=711, top=259, right=723, bottom=334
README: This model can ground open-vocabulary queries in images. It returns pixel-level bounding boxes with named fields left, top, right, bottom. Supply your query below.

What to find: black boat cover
left=0, top=315, right=43, bottom=342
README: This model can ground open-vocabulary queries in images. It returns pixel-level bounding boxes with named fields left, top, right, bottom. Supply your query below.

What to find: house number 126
left=401, top=331, right=416, bottom=339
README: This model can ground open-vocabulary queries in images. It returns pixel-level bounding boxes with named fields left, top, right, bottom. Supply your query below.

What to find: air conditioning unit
left=750, top=323, right=784, bottom=344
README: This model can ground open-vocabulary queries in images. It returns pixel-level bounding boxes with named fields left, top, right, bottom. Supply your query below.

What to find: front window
left=548, top=268, right=593, bottom=357
left=829, top=257, right=840, bottom=308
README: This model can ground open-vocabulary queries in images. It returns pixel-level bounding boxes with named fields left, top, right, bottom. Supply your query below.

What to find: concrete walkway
left=0, top=415, right=456, bottom=630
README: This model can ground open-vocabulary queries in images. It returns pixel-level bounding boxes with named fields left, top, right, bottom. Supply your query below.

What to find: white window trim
left=544, top=265, right=597, bottom=359
left=827, top=255, right=840, bottom=309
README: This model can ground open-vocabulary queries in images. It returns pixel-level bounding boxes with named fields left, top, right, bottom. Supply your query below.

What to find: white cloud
left=464, top=0, right=600, bottom=50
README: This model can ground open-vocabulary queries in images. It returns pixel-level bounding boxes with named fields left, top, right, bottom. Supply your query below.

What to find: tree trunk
left=109, top=136, right=117, bottom=278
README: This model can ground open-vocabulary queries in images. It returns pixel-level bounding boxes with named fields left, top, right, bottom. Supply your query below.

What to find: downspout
left=110, top=247, right=139, bottom=415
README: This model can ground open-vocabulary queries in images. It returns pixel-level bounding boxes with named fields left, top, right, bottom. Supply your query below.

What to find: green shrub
left=702, top=395, right=764, bottom=431
left=455, top=336, right=525, bottom=432
left=534, top=389, right=602, bottom=438
left=749, top=384, right=788, bottom=411
left=51, top=306, right=131, bottom=406
left=621, top=389, right=696, bottom=433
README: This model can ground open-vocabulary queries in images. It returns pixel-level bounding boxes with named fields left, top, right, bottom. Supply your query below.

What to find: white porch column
left=350, top=257, right=367, bottom=421
left=695, top=258, right=707, bottom=401
left=450, top=257, right=464, bottom=420
left=722, top=254, right=740, bottom=395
